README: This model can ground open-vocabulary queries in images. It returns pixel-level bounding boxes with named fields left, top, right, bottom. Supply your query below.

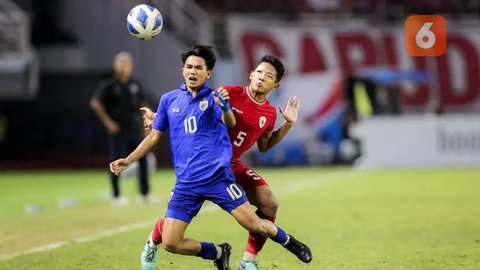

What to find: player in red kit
left=142, top=55, right=305, bottom=270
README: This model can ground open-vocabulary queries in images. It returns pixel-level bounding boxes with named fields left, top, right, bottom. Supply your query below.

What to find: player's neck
left=187, top=87, right=199, bottom=97
left=248, top=87, right=267, bottom=103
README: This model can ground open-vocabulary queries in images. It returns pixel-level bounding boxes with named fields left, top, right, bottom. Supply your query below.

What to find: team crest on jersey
left=259, top=116, right=267, bottom=128
left=199, top=98, right=208, bottom=111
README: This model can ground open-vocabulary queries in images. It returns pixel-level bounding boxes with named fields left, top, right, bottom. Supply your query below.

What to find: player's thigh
left=245, top=184, right=278, bottom=210
left=162, top=217, right=189, bottom=245
left=232, top=164, right=275, bottom=206
left=204, top=180, right=248, bottom=214
left=202, top=167, right=248, bottom=214
left=166, top=189, right=204, bottom=223
left=232, top=163, right=269, bottom=190
left=230, top=201, right=261, bottom=230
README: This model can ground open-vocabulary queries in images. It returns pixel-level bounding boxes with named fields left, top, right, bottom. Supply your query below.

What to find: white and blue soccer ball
left=127, top=4, right=163, bottom=40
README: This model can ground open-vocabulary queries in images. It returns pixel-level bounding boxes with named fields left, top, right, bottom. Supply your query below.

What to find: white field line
left=0, top=219, right=158, bottom=261
left=0, top=170, right=360, bottom=261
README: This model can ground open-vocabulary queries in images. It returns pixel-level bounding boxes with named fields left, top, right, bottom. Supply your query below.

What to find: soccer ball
left=127, top=4, right=163, bottom=40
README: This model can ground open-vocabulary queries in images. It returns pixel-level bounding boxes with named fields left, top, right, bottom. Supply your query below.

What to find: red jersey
left=223, top=85, right=277, bottom=161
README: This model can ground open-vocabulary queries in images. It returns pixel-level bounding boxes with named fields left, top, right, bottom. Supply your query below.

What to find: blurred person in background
left=90, top=51, right=153, bottom=206
left=142, top=55, right=305, bottom=270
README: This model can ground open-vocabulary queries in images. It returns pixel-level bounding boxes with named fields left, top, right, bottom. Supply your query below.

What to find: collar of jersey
left=180, top=83, right=211, bottom=97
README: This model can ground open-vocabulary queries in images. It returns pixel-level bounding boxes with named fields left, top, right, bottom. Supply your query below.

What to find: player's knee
left=267, top=198, right=279, bottom=216
left=260, top=196, right=279, bottom=217
left=162, top=239, right=180, bottom=254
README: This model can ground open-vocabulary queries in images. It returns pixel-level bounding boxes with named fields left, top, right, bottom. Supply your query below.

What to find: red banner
left=227, top=17, right=480, bottom=112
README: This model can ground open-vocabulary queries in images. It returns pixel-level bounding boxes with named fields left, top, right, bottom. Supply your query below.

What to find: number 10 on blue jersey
left=184, top=116, right=197, bottom=133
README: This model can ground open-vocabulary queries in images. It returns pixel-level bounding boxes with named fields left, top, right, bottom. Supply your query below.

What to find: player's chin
left=252, top=85, right=267, bottom=93
left=187, top=81, right=202, bottom=89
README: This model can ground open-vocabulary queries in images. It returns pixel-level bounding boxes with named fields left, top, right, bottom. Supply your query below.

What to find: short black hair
left=181, top=45, right=216, bottom=70
left=257, top=55, right=284, bottom=82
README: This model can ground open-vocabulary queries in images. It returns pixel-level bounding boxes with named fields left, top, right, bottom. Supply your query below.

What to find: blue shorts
left=166, top=166, right=248, bottom=223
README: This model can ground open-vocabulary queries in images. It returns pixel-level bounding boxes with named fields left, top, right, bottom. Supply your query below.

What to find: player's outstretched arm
left=110, top=129, right=162, bottom=175
left=213, top=87, right=236, bottom=128
left=257, top=95, right=300, bottom=152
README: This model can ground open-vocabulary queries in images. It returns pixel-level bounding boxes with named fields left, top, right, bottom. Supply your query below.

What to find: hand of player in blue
left=110, top=158, right=130, bottom=176
left=140, top=107, right=155, bottom=130
left=279, top=95, right=300, bottom=124
left=213, top=87, right=231, bottom=111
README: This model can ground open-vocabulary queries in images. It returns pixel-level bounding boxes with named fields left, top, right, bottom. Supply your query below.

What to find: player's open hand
left=140, top=107, right=155, bottom=130
left=279, top=95, right=300, bottom=124
left=110, top=158, right=130, bottom=176
left=212, top=87, right=230, bottom=108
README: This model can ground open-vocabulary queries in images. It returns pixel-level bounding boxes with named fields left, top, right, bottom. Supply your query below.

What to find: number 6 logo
left=405, top=15, right=446, bottom=57
left=416, top=22, right=435, bottom=49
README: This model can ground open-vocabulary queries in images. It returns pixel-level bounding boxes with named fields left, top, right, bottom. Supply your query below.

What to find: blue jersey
left=152, top=83, right=233, bottom=187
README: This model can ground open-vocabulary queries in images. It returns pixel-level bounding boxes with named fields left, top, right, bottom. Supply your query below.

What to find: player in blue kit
left=110, top=45, right=312, bottom=270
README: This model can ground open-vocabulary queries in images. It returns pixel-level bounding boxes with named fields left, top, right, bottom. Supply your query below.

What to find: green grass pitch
left=0, top=167, right=479, bottom=269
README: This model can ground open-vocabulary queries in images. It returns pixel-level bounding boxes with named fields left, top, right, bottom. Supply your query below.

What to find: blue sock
left=270, top=226, right=288, bottom=244
left=195, top=242, right=217, bottom=260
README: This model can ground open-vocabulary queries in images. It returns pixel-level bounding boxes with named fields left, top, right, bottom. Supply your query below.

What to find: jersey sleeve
left=152, top=94, right=169, bottom=132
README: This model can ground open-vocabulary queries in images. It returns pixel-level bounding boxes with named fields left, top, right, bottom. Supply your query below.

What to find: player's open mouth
left=188, top=77, right=197, bottom=82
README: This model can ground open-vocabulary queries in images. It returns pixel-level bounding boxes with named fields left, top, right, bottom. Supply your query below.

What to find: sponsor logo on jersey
left=199, top=98, right=208, bottom=111
left=232, top=106, right=243, bottom=114
left=172, top=107, right=180, bottom=113
left=259, top=116, right=267, bottom=128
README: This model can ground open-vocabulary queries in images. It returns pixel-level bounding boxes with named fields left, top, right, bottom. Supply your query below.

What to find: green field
left=0, top=167, right=479, bottom=270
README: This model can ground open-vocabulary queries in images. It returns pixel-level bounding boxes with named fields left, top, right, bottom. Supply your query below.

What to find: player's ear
left=249, top=71, right=254, bottom=80
left=206, top=70, right=212, bottom=79
left=273, top=83, right=279, bottom=89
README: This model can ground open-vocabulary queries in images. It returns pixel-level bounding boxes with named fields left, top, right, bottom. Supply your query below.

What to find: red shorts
left=230, top=159, right=268, bottom=190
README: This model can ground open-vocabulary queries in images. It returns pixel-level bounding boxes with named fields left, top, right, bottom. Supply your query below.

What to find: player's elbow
left=89, top=99, right=99, bottom=110
left=226, top=120, right=236, bottom=128
left=148, top=130, right=161, bottom=144
left=257, top=144, right=268, bottom=153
